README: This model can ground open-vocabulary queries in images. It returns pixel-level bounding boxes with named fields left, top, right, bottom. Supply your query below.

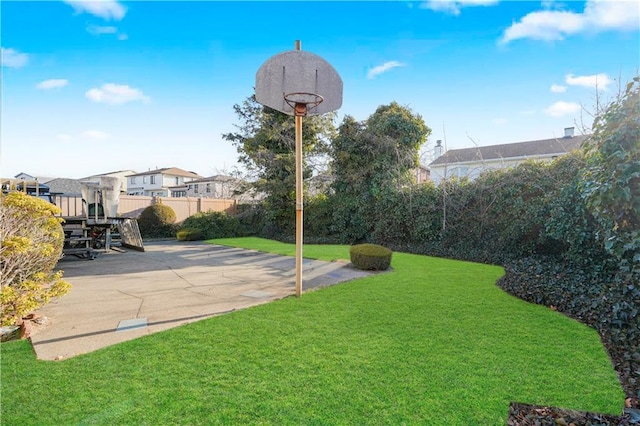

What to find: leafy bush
left=137, top=201, right=177, bottom=238
left=581, top=77, right=640, bottom=277
left=176, top=228, right=203, bottom=241
left=370, top=184, right=442, bottom=250
left=235, top=204, right=267, bottom=237
left=304, top=194, right=336, bottom=242
left=181, top=211, right=239, bottom=240
left=0, top=192, right=71, bottom=326
left=350, top=244, right=393, bottom=271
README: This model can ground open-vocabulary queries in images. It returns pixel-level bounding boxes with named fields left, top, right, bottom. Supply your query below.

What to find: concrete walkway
left=30, top=241, right=373, bottom=361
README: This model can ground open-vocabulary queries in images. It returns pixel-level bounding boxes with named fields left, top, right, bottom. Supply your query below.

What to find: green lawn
left=1, top=238, right=624, bottom=424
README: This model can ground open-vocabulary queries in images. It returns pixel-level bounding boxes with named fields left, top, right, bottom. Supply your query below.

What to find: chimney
left=434, top=140, right=443, bottom=159
left=564, top=127, right=575, bottom=138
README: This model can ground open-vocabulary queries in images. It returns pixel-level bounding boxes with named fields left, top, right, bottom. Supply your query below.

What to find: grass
left=1, top=237, right=624, bottom=424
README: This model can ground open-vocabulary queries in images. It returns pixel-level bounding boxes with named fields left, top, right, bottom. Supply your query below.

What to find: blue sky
left=1, top=0, right=638, bottom=179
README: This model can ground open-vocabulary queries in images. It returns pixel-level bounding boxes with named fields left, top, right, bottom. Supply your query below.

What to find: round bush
left=350, top=243, right=393, bottom=271
left=176, top=228, right=203, bottom=241
left=138, top=203, right=177, bottom=238
left=0, top=192, right=71, bottom=326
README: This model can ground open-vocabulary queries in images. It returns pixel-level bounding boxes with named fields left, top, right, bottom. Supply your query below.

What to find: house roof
left=43, top=178, right=84, bottom=195
left=12, top=173, right=56, bottom=182
left=126, top=167, right=202, bottom=178
left=80, top=170, right=137, bottom=180
left=187, top=175, right=240, bottom=184
left=429, top=135, right=588, bottom=166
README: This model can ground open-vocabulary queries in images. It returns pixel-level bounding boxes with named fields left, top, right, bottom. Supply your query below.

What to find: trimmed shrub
left=350, top=243, right=392, bottom=271
left=176, top=228, right=203, bottom=241
left=0, top=192, right=71, bottom=326
left=137, top=202, right=177, bottom=238
left=181, top=211, right=239, bottom=240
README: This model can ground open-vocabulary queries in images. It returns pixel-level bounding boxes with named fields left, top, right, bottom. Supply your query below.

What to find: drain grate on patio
left=116, top=318, right=148, bottom=332
left=241, top=290, right=274, bottom=299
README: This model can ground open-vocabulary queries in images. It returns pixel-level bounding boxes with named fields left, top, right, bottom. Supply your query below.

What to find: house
left=169, top=175, right=262, bottom=202
left=11, top=172, right=54, bottom=183
left=414, top=164, right=430, bottom=184
left=428, top=127, right=588, bottom=184
left=81, top=170, right=137, bottom=192
left=126, top=167, right=203, bottom=197
left=169, top=175, right=238, bottom=198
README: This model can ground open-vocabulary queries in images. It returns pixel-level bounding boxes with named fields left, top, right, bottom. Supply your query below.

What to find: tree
left=0, top=192, right=71, bottom=326
left=581, top=76, right=640, bottom=276
left=329, top=103, right=431, bottom=242
left=223, top=94, right=336, bottom=236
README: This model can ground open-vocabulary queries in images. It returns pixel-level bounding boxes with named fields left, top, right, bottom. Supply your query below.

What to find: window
left=143, top=176, right=147, bottom=183
left=194, top=184, right=199, bottom=193
left=131, top=177, right=136, bottom=184
left=206, top=183, right=211, bottom=193
left=150, top=175, right=156, bottom=184
left=175, top=177, right=180, bottom=185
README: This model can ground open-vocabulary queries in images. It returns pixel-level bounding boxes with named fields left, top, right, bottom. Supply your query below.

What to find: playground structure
left=2, top=177, right=144, bottom=260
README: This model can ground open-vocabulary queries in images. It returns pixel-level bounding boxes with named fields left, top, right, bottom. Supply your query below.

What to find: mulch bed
left=507, top=400, right=640, bottom=425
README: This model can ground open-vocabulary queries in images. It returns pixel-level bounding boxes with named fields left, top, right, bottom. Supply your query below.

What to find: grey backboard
left=255, top=49, right=343, bottom=116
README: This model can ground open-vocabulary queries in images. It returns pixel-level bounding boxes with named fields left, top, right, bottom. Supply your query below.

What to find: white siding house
left=126, top=167, right=202, bottom=196
left=168, top=175, right=263, bottom=202
left=82, top=170, right=137, bottom=192
left=429, top=128, right=588, bottom=184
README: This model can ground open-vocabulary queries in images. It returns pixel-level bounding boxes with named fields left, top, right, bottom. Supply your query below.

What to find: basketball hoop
left=283, top=92, right=324, bottom=116
left=255, top=41, right=343, bottom=298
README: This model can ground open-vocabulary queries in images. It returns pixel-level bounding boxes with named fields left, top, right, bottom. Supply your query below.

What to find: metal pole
left=294, top=40, right=303, bottom=298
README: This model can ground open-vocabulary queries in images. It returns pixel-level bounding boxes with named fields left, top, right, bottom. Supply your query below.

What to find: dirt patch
left=507, top=401, right=640, bottom=425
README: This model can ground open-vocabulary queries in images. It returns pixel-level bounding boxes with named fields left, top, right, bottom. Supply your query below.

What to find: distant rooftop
left=126, top=167, right=202, bottom=178
left=429, top=134, right=588, bottom=166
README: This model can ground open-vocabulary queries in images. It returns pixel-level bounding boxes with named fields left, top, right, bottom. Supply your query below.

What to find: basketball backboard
left=255, top=49, right=343, bottom=116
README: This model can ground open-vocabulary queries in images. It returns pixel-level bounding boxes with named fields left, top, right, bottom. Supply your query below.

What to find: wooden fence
left=119, top=196, right=238, bottom=222
left=55, top=195, right=238, bottom=222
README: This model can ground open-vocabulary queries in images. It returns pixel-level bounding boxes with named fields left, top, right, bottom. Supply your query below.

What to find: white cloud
left=1, top=47, right=28, bottom=68
left=86, top=25, right=127, bottom=40
left=36, top=79, right=69, bottom=90
left=64, top=0, right=126, bottom=21
left=87, top=25, right=117, bottom=35
left=421, top=0, right=499, bottom=15
left=500, top=0, right=640, bottom=44
left=550, top=84, right=567, bottom=93
left=565, top=73, right=612, bottom=90
left=85, top=83, right=150, bottom=105
left=81, top=130, right=109, bottom=140
left=544, top=101, right=581, bottom=117
left=367, top=61, right=406, bottom=79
